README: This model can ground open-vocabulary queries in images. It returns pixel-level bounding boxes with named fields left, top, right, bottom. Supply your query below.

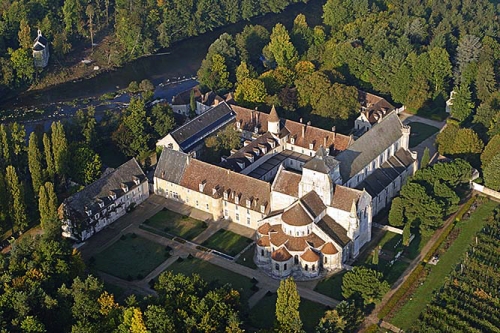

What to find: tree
left=316, top=309, right=346, bottom=333
left=455, top=35, right=481, bottom=84
left=275, top=277, right=303, bottom=333
left=8, top=48, right=35, bottom=85
left=402, top=222, right=411, bottom=246
left=341, top=267, right=389, bottom=306
left=483, top=153, right=500, bottom=190
left=236, top=61, right=255, bottom=84
left=69, top=146, right=102, bottom=185
left=189, top=90, right=197, bottom=116
left=437, top=124, right=484, bottom=156
left=113, top=98, right=151, bottom=157
left=39, top=182, right=58, bottom=235
left=76, top=107, right=98, bottom=148
left=235, top=25, right=270, bottom=65
left=5, top=165, right=28, bottom=232
left=481, top=134, right=500, bottom=168
left=43, top=133, right=55, bottom=180
left=86, top=4, right=95, bottom=49
left=420, top=147, right=430, bottom=168
left=151, top=103, right=175, bottom=138
left=234, top=78, right=267, bottom=107
left=266, top=23, right=298, bottom=69
left=198, top=53, right=232, bottom=93
left=18, top=19, right=32, bottom=50
left=475, top=61, right=496, bottom=102
left=388, top=197, right=405, bottom=227
left=28, top=132, right=44, bottom=193
left=51, top=122, right=69, bottom=177
left=450, top=84, right=474, bottom=123
left=400, top=182, right=445, bottom=233
left=139, top=79, right=154, bottom=92
left=428, top=47, right=452, bottom=95
left=372, top=247, right=379, bottom=266
left=0, top=124, right=11, bottom=167
left=323, top=0, right=354, bottom=33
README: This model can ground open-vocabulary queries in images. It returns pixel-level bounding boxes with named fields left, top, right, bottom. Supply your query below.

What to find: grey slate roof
left=62, top=158, right=146, bottom=219
left=303, top=147, right=340, bottom=174
left=154, top=148, right=188, bottom=184
left=356, top=148, right=415, bottom=197
left=335, top=111, right=403, bottom=181
left=170, top=102, right=235, bottom=151
left=316, top=215, right=350, bottom=247
left=300, top=191, right=326, bottom=217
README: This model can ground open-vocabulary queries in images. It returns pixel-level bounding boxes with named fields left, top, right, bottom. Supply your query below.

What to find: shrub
left=131, top=233, right=137, bottom=239
left=187, top=254, right=194, bottom=260
left=202, top=222, right=208, bottom=228
left=137, top=274, right=144, bottom=280
left=251, top=284, right=259, bottom=292
left=165, top=246, right=172, bottom=252
left=149, top=279, right=155, bottom=288
left=177, top=257, right=184, bottom=263
left=128, top=81, right=139, bottom=93
left=120, top=234, right=126, bottom=241
left=251, top=277, right=258, bottom=284
left=139, top=79, right=154, bottom=92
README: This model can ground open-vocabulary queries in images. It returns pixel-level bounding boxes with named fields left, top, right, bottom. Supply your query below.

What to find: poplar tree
left=43, top=133, right=55, bottom=179
left=420, top=147, right=430, bottom=168
left=0, top=124, right=11, bottom=166
left=39, top=182, right=59, bottom=235
left=5, top=165, right=28, bottom=232
left=275, top=277, right=303, bottom=333
left=0, top=173, right=8, bottom=233
left=266, top=23, right=298, bottom=69
left=51, top=122, right=69, bottom=177
left=10, top=122, right=26, bottom=166
left=28, top=132, right=44, bottom=193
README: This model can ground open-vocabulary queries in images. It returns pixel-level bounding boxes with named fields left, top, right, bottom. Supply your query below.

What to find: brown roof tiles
left=282, top=203, right=313, bottom=226
left=273, top=168, right=301, bottom=197
left=257, top=236, right=270, bottom=247
left=331, top=185, right=363, bottom=212
left=271, top=247, right=292, bottom=261
left=321, top=242, right=338, bottom=255
left=300, top=191, right=326, bottom=217
left=301, top=248, right=320, bottom=262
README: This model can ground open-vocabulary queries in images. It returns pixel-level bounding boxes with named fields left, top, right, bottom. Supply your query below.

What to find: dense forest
left=1, top=0, right=500, bottom=331
left=0, top=0, right=307, bottom=97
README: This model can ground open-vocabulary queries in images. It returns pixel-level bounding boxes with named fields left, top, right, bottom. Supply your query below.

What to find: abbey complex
left=153, top=97, right=417, bottom=279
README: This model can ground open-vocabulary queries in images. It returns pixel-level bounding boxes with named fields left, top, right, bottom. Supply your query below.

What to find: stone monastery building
left=154, top=101, right=417, bottom=279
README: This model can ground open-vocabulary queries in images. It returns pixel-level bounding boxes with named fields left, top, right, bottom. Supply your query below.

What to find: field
left=165, top=256, right=256, bottom=301
left=143, top=209, right=206, bottom=240
left=236, top=244, right=258, bottom=269
left=248, top=292, right=327, bottom=332
left=390, top=200, right=499, bottom=329
left=413, top=206, right=500, bottom=332
left=201, top=229, right=253, bottom=256
left=407, top=122, right=440, bottom=148
left=94, top=233, right=168, bottom=280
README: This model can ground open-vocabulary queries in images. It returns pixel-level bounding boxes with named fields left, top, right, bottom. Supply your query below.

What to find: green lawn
left=390, top=200, right=499, bottom=329
left=94, top=233, right=168, bottom=280
left=248, top=293, right=327, bottom=333
left=314, top=271, right=346, bottom=300
left=201, top=229, right=253, bottom=257
left=407, top=122, right=440, bottom=148
left=236, top=244, right=258, bottom=269
left=144, top=209, right=206, bottom=241
left=165, top=256, right=256, bottom=301
left=378, top=231, right=403, bottom=252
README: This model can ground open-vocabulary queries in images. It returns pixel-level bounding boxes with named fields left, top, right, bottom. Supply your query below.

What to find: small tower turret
left=268, top=105, right=280, bottom=135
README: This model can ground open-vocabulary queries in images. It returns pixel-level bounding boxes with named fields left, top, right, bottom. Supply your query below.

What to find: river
left=4, top=0, right=325, bottom=111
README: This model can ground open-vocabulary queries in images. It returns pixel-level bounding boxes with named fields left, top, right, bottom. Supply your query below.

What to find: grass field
left=408, top=122, right=440, bottom=148
left=236, top=244, right=258, bottom=269
left=390, top=200, right=499, bottom=329
left=248, top=293, right=327, bottom=332
left=144, top=209, right=206, bottom=241
left=378, top=231, right=403, bottom=252
left=94, top=233, right=168, bottom=280
left=202, top=229, right=253, bottom=256
left=165, top=256, right=256, bottom=300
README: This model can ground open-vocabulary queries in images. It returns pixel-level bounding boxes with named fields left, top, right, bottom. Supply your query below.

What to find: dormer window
left=309, top=142, right=314, bottom=150
left=246, top=199, right=251, bottom=208
left=260, top=204, right=266, bottom=213
left=121, top=183, right=128, bottom=193
left=224, top=190, right=229, bottom=200
left=109, top=191, right=117, bottom=201
left=267, top=139, right=275, bottom=149
left=97, top=199, right=104, bottom=209
left=254, top=126, right=258, bottom=134
left=253, top=147, right=260, bottom=156
left=133, top=176, right=140, bottom=186
left=85, top=207, right=92, bottom=217
left=95, top=213, right=100, bottom=219
left=244, top=152, right=254, bottom=163
left=258, top=144, right=267, bottom=154
left=235, top=194, right=240, bottom=205
left=237, top=121, right=241, bottom=129
left=199, top=180, right=206, bottom=192
left=291, top=137, right=295, bottom=144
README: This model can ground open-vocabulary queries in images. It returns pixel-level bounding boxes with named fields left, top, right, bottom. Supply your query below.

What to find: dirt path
left=358, top=197, right=470, bottom=331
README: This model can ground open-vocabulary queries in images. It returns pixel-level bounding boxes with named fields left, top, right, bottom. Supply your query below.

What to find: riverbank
left=1, top=0, right=325, bottom=111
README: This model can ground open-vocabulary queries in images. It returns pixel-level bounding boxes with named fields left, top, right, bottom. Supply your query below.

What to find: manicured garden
left=236, top=244, right=258, bottom=269
left=165, top=256, right=256, bottom=300
left=93, top=233, right=168, bottom=280
left=389, top=200, right=499, bottom=330
left=407, top=122, right=440, bottom=148
left=248, top=292, right=327, bottom=332
left=201, top=229, right=253, bottom=257
left=143, top=208, right=206, bottom=241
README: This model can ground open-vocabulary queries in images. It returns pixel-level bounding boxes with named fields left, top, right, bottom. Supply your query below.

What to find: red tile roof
left=271, top=247, right=292, bottom=261
left=301, top=248, right=320, bottom=262
left=331, top=185, right=363, bottom=212
left=282, top=203, right=313, bottom=226
left=257, top=236, right=270, bottom=247
left=321, top=242, right=338, bottom=255
left=273, top=168, right=301, bottom=197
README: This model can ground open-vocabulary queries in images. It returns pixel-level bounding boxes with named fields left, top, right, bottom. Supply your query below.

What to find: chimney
left=302, top=124, right=305, bottom=138
left=324, top=136, right=327, bottom=147
left=187, top=155, right=190, bottom=165
left=299, top=118, right=303, bottom=123
left=307, top=121, right=311, bottom=126
left=332, top=126, right=336, bottom=132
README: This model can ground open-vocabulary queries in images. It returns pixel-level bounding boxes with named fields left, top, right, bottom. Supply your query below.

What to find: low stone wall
left=373, top=223, right=404, bottom=235
left=471, top=183, right=500, bottom=201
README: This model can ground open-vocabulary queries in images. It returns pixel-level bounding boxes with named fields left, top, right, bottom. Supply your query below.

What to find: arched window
left=312, top=264, right=315, bottom=271
left=294, top=255, right=299, bottom=265
left=284, top=263, right=287, bottom=270
left=305, top=264, right=308, bottom=271
left=261, top=249, right=264, bottom=256
left=275, top=263, right=279, bottom=271
left=324, top=256, right=328, bottom=264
